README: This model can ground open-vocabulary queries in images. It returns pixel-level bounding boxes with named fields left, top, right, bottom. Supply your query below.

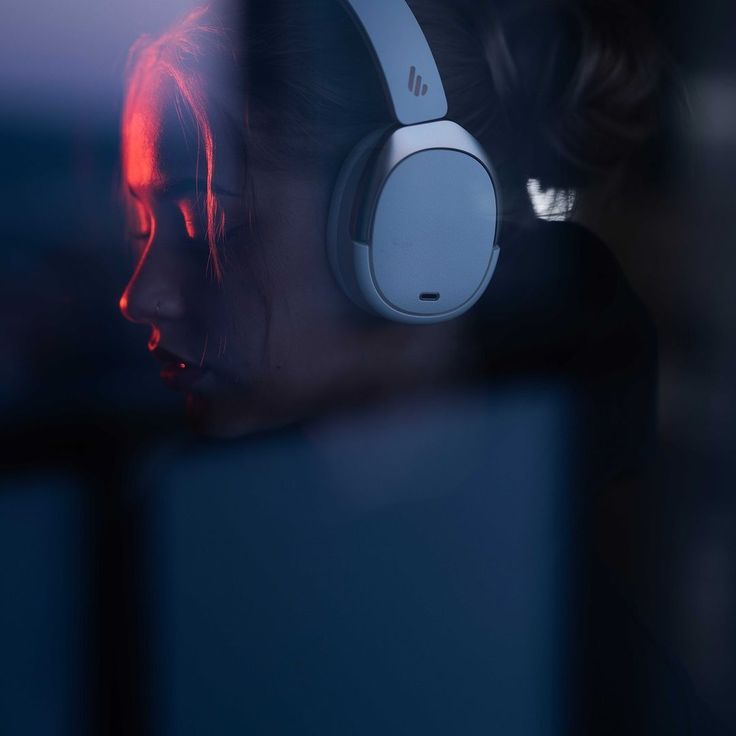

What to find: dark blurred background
left=0, top=0, right=734, bottom=733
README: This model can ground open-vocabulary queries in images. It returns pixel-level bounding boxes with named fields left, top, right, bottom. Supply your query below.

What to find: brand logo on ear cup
left=408, top=66, right=428, bottom=97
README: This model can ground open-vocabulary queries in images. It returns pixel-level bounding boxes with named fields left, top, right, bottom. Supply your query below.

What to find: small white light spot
left=527, top=179, right=576, bottom=221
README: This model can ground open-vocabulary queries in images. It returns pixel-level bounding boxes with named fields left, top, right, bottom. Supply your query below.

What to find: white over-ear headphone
left=327, top=0, right=500, bottom=324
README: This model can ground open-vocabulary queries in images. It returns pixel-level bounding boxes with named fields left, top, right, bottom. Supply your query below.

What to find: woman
left=119, top=2, right=685, bottom=733
left=119, top=0, right=663, bottom=443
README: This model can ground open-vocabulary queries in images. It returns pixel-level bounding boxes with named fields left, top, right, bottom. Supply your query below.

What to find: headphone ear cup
left=327, top=129, right=388, bottom=314
left=328, top=121, right=500, bottom=324
left=368, top=147, right=498, bottom=317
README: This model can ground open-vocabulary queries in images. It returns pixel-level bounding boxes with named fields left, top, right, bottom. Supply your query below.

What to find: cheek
left=208, top=268, right=270, bottom=378
left=208, top=223, right=340, bottom=385
left=262, top=232, right=341, bottom=324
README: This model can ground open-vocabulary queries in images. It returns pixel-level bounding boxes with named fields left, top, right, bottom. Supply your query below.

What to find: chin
left=184, top=389, right=290, bottom=440
left=184, top=392, right=245, bottom=439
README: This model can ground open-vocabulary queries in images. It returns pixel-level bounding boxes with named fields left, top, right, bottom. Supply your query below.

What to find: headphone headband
left=329, top=0, right=499, bottom=324
left=340, top=0, right=448, bottom=125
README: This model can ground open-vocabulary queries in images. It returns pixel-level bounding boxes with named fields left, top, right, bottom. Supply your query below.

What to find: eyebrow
left=127, top=178, right=241, bottom=201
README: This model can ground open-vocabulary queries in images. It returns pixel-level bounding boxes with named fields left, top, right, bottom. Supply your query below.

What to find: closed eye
left=128, top=230, right=151, bottom=241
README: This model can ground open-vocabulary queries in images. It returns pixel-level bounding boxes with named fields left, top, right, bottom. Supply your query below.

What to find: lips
left=151, top=346, right=208, bottom=391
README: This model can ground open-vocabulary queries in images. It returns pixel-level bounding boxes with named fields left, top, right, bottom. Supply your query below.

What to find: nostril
left=119, top=269, right=185, bottom=324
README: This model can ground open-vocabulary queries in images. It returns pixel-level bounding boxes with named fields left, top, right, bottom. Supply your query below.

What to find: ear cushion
left=328, top=121, right=500, bottom=324
left=327, top=128, right=390, bottom=315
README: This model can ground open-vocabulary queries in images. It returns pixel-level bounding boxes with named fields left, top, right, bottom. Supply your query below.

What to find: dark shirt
left=472, top=218, right=659, bottom=486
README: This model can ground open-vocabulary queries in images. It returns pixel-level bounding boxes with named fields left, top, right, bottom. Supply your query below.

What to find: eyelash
left=126, top=223, right=248, bottom=257
left=184, top=227, right=246, bottom=255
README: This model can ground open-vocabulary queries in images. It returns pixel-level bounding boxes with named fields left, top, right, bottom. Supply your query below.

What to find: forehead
left=123, top=70, right=201, bottom=189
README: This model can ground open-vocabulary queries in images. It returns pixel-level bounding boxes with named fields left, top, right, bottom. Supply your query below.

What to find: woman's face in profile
left=119, top=66, right=458, bottom=436
left=119, top=67, right=345, bottom=435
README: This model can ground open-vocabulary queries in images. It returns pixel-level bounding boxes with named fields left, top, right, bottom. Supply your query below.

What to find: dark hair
left=123, top=0, right=670, bottom=269
left=471, top=0, right=670, bottom=189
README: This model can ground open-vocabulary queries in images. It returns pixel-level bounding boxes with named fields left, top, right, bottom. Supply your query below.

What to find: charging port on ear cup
left=419, top=293, right=440, bottom=302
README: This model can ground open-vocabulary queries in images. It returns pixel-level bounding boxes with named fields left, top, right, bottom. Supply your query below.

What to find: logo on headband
left=408, top=66, right=428, bottom=97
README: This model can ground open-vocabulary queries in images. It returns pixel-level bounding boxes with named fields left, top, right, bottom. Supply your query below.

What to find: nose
left=119, top=238, right=186, bottom=325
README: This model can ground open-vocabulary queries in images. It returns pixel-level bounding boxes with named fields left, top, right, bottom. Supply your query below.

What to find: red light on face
left=123, top=109, right=159, bottom=191
left=121, top=52, right=170, bottom=197
left=179, top=200, right=198, bottom=239
left=148, top=327, right=161, bottom=352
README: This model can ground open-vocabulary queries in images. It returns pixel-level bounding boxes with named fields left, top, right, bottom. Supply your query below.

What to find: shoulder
left=473, top=218, right=656, bottom=373
left=482, top=219, right=630, bottom=320
left=471, top=218, right=658, bottom=480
